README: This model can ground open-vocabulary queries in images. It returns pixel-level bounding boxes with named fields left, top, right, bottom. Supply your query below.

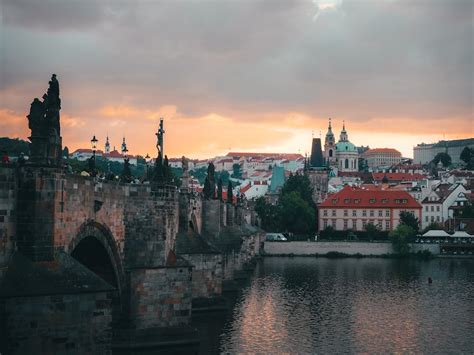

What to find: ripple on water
left=218, top=258, right=474, bottom=354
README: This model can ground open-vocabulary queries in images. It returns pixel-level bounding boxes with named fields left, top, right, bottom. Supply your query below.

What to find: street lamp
left=145, top=153, right=151, bottom=180
left=90, top=135, right=98, bottom=176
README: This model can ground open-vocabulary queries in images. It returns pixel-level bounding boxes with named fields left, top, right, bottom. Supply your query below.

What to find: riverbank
left=263, top=241, right=440, bottom=256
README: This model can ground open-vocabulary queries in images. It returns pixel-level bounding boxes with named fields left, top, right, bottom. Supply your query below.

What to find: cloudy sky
left=1, top=0, right=472, bottom=158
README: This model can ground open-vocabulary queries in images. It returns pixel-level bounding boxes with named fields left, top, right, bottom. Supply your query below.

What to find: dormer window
left=402, top=199, right=408, bottom=204
left=332, top=199, right=338, bottom=205
left=354, top=199, right=361, bottom=204
left=344, top=198, right=350, bottom=204
left=381, top=199, right=388, bottom=204
left=369, top=199, right=376, bottom=204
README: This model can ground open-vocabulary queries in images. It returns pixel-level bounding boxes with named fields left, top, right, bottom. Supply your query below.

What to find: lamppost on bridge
left=145, top=153, right=151, bottom=180
left=90, top=135, right=98, bottom=177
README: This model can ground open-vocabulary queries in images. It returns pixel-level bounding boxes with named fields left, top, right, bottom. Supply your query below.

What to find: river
left=193, top=257, right=474, bottom=354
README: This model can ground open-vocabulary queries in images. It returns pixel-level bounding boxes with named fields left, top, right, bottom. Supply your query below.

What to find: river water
left=194, top=257, right=474, bottom=354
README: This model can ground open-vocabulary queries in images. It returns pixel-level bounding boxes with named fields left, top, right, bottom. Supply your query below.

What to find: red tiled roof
left=227, top=152, right=304, bottom=160
left=372, top=173, right=426, bottom=182
left=363, top=148, right=401, bottom=156
left=72, top=149, right=104, bottom=154
left=319, top=186, right=422, bottom=209
left=240, top=184, right=252, bottom=193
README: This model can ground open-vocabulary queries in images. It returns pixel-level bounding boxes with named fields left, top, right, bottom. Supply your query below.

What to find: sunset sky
left=1, top=0, right=472, bottom=159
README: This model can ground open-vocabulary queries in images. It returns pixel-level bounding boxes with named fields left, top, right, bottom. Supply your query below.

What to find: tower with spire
left=105, top=135, right=110, bottom=154
left=339, top=120, right=348, bottom=142
left=121, top=136, right=127, bottom=156
left=324, top=118, right=337, bottom=166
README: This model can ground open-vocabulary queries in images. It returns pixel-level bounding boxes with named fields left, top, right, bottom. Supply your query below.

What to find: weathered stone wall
left=127, top=266, right=192, bottom=329
left=182, top=253, right=222, bottom=298
left=2, top=291, right=111, bottom=355
left=264, top=241, right=440, bottom=256
left=201, top=200, right=221, bottom=239
left=0, top=167, right=16, bottom=281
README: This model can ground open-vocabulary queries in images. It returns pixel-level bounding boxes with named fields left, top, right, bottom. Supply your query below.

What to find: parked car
left=265, top=233, right=288, bottom=242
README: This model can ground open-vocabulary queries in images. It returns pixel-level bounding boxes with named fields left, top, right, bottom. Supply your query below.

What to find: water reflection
left=217, top=258, right=474, bottom=354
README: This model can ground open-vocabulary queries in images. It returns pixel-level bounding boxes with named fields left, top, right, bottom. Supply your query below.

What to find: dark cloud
left=1, top=0, right=472, bottom=126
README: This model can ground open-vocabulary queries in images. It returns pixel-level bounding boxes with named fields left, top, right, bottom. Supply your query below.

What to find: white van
left=265, top=233, right=287, bottom=242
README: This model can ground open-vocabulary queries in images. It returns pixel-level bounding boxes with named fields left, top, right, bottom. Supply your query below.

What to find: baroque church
left=323, top=118, right=358, bottom=172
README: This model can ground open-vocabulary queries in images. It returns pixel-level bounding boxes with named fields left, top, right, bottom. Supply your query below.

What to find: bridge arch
left=68, top=220, right=125, bottom=325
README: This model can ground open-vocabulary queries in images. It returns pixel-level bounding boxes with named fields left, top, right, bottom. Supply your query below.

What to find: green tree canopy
left=460, top=147, right=473, bottom=169
left=280, top=173, right=315, bottom=208
left=432, top=152, right=452, bottom=167
left=231, top=163, right=242, bottom=179
left=255, top=197, right=281, bottom=232
left=399, top=211, right=420, bottom=233
left=364, top=223, right=380, bottom=241
left=279, top=191, right=315, bottom=235
left=389, top=224, right=414, bottom=255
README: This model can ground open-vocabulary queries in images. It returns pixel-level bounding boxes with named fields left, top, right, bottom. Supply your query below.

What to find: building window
left=332, top=219, right=336, bottom=227
left=362, top=210, right=367, bottom=217
left=436, top=216, right=440, bottom=222
left=382, top=199, right=388, bottom=204
left=370, top=210, right=374, bottom=217
left=369, top=220, right=374, bottom=225
left=425, top=216, right=428, bottom=222
left=354, top=199, right=360, bottom=204
left=344, top=198, right=350, bottom=204
left=323, top=219, right=328, bottom=228
left=378, top=210, right=383, bottom=217
left=352, top=210, right=357, bottom=217
left=332, top=210, right=336, bottom=217
left=369, top=199, right=375, bottom=204
left=362, top=220, right=367, bottom=228
left=431, top=206, right=434, bottom=212
left=436, top=206, right=440, bottom=212
left=323, top=210, right=328, bottom=217
left=332, top=199, right=338, bottom=205
left=344, top=210, right=348, bottom=217
left=352, top=220, right=357, bottom=230
left=425, top=206, right=429, bottom=212
left=385, top=221, right=390, bottom=230
left=378, top=221, right=382, bottom=229
left=431, top=216, right=434, bottom=222
left=385, top=210, right=390, bottom=217
left=343, top=220, right=348, bottom=230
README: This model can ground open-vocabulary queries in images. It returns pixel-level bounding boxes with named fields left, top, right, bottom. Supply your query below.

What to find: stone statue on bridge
left=26, top=74, right=63, bottom=166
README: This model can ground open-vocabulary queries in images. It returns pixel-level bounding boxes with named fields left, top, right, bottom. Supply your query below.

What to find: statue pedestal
left=29, top=134, right=62, bottom=166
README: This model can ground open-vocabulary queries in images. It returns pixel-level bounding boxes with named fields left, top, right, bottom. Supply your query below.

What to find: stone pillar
left=220, top=201, right=227, bottom=228
left=201, top=200, right=221, bottom=240
left=226, top=204, right=235, bottom=226
left=16, top=167, right=64, bottom=261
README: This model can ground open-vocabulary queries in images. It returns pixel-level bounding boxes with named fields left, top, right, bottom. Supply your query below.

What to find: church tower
left=121, top=136, right=128, bottom=155
left=340, top=120, right=348, bottom=142
left=324, top=118, right=336, bottom=166
left=105, top=135, right=110, bottom=154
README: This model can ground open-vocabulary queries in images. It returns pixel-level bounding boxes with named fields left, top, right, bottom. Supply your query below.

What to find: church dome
left=336, top=141, right=357, bottom=152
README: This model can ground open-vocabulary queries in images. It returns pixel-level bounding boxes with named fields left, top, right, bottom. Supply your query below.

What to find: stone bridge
left=0, top=75, right=264, bottom=354
left=0, top=163, right=264, bottom=354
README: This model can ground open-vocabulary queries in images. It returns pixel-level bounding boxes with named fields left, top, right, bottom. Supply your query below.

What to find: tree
left=389, top=224, right=414, bottom=255
left=460, top=147, right=473, bottom=169
left=62, top=146, right=69, bottom=158
left=365, top=223, right=380, bottom=241
left=254, top=197, right=281, bottom=232
left=231, top=163, right=242, bottom=179
left=227, top=180, right=233, bottom=204
left=399, top=211, right=420, bottom=233
left=432, top=152, right=452, bottom=167
left=203, top=177, right=212, bottom=199
left=279, top=191, right=316, bottom=235
left=217, top=177, right=223, bottom=201
left=358, top=157, right=368, bottom=172
left=280, top=173, right=315, bottom=208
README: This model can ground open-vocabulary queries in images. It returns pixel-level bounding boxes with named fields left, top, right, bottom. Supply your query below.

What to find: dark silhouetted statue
left=26, top=74, right=63, bottom=166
